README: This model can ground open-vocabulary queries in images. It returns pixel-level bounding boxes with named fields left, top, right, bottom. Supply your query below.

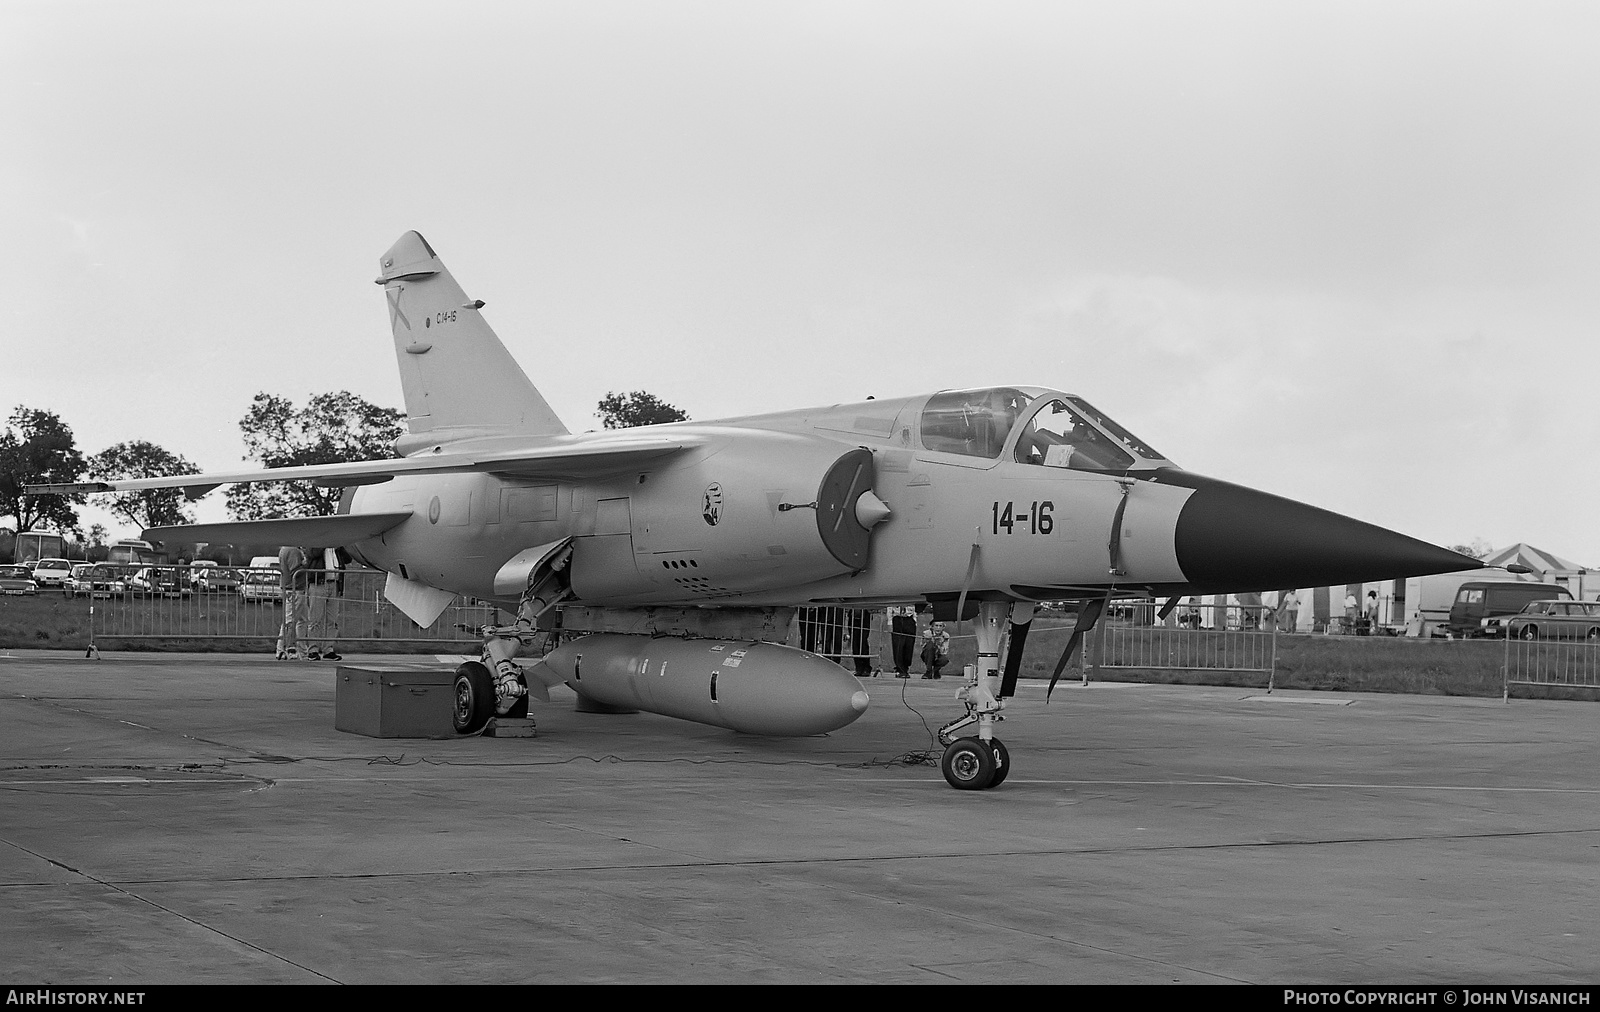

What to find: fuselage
left=348, top=384, right=1477, bottom=610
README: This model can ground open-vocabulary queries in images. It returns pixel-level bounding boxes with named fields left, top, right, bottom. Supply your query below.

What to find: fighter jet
left=29, top=231, right=1481, bottom=790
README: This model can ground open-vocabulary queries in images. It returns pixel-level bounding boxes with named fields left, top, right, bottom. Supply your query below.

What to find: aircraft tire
left=453, top=661, right=495, bottom=734
left=941, top=737, right=996, bottom=790
left=987, top=737, right=1011, bottom=788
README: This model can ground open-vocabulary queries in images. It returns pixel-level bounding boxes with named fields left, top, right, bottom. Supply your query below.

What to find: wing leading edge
left=141, top=512, right=413, bottom=548
left=25, top=434, right=701, bottom=497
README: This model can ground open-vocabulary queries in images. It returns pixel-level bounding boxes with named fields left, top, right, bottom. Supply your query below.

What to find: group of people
left=1344, top=589, right=1381, bottom=635
left=274, top=545, right=343, bottom=662
left=880, top=605, right=952, bottom=679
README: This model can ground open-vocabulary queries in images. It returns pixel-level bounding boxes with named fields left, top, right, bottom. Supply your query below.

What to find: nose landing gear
left=939, top=735, right=1010, bottom=790
left=936, top=600, right=1021, bottom=790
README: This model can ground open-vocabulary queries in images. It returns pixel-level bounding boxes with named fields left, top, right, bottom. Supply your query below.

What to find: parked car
left=1447, top=581, right=1572, bottom=638
left=83, top=564, right=128, bottom=599
left=68, top=563, right=96, bottom=597
left=0, top=566, right=39, bottom=595
left=30, top=558, right=74, bottom=590
left=1502, top=600, right=1600, bottom=641
left=239, top=570, right=284, bottom=603
left=128, top=567, right=184, bottom=597
left=193, top=567, right=242, bottom=594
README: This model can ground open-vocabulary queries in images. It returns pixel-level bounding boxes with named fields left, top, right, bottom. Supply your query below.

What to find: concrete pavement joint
left=43, top=824, right=1600, bottom=888
left=6, top=692, right=299, bottom=762
left=798, top=859, right=1256, bottom=984
left=0, top=834, right=341, bottom=983
left=1030, top=777, right=1600, bottom=793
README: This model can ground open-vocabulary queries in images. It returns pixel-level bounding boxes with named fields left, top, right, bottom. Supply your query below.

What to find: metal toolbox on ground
left=335, top=666, right=456, bottom=738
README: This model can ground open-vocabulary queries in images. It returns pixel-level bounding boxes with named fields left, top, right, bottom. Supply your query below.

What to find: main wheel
left=452, top=661, right=495, bottom=734
left=987, top=737, right=1011, bottom=787
left=1521, top=626, right=1539, bottom=641
left=941, top=737, right=997, bottom=790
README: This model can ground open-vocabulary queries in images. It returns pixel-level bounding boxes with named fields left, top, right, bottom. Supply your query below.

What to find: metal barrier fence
left=789, top=602, right=1278, bottom=686
left=1094, top=602, right=1277, bottom=685
left=78, top=572, right=1277, bottom=686
left=1502, top=635, right=1600, bottom=696
left=85, top=566, right=499, bottom=651
left=787, top=606, right=886, bottom=668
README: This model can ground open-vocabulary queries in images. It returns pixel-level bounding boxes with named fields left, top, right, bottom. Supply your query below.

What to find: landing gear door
left=493, top=537, right=575, bottom=598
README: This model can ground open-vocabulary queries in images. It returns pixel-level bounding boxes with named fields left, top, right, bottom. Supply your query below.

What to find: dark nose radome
left=1166, top=471, right=1481, bottom=593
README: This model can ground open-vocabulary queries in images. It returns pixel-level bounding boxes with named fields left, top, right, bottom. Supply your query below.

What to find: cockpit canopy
left=919, top=387, right=1173, bottom=471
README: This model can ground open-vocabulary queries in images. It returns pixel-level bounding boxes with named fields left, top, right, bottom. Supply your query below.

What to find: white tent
left=1481, top=543, right=1583, bottom=574
left=1481, top=543, right=1596, bottom=602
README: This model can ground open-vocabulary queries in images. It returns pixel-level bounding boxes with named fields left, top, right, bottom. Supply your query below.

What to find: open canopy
left=918, top=387, right=1176, bottom=472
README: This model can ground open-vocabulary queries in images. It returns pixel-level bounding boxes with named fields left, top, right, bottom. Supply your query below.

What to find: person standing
left=888, top=605, right=917, bottom=677
left=1279, top=589, right=1300, bottom=634
left=275, top=545, right=310, bottom=660
left=847, top=609, right=875, bottom=678
left=303, top=547, right=344, bottom=661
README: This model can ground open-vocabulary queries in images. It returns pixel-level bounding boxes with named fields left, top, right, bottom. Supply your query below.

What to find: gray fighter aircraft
left=30, top=231, right=1481, bottom=790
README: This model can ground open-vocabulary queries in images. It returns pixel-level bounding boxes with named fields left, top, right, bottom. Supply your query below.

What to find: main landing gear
left=452, top=660, right=498, bottom=734
left=936, top=600, right=1026, bottom=790
left=463, top=543, right=573, bottom=734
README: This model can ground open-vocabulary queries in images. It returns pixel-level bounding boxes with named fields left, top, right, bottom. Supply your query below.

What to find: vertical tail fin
left=377, top=231, right=568, bottom=441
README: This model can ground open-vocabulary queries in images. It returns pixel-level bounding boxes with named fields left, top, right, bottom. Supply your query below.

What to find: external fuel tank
left=535, top=635, right=869, bottom=736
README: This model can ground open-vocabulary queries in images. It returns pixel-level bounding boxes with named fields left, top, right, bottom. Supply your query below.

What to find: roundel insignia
left=428, top=496, right=441, bottom=524
left=702, top=484, right=723, bottom=526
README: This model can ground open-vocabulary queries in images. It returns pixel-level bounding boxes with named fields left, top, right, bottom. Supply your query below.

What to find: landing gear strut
left=936, top=600, right=1021, bottom=790
left=473, top=543, right=572, bottom=731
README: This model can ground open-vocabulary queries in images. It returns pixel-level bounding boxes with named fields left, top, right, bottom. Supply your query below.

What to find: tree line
left=0, top=389, right=687, bottom=560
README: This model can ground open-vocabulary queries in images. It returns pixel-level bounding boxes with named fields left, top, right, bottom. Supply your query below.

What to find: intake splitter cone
left=1160, top=470, right=1481, bottom=593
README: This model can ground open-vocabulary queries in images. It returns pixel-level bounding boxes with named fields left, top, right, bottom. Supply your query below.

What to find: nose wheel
left=940, top=736, right=1010, bottom=790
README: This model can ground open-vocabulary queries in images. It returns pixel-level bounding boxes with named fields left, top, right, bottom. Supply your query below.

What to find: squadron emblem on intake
left=702, top=483, right=723, bottom=526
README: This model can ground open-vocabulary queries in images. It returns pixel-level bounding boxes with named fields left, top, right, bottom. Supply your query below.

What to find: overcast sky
left=4, top=0, right=1597, bottom=564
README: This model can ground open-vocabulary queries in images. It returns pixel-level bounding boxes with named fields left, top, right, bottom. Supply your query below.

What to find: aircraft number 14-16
left=991, top=500, right=1054, bottom=535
